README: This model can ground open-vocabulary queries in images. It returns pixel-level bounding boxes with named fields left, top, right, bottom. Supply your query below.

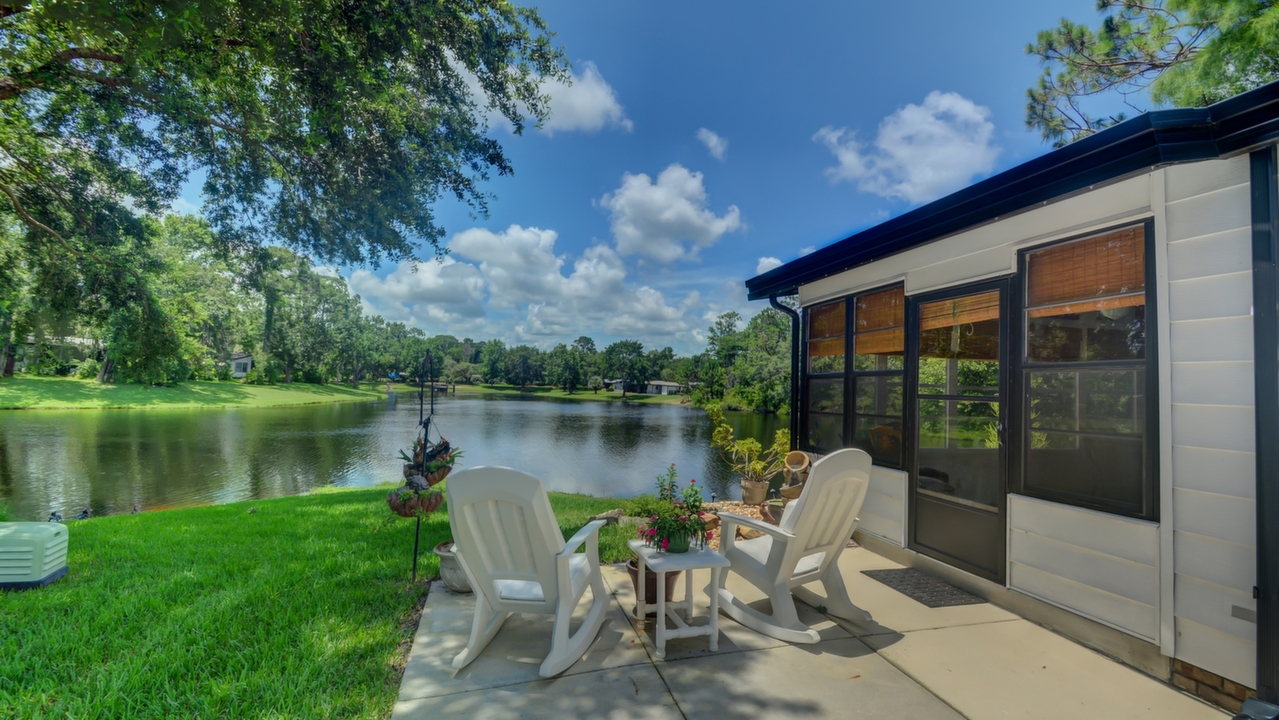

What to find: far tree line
left=0, top=215, right=793, bottom=414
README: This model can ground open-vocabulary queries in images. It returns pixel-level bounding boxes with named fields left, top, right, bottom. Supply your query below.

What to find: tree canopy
left=0, top=0, right=567, bottom=370
left=1026, top=0, right=1279, bottom=146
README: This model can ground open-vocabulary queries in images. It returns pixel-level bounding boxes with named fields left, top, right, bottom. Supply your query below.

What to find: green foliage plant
left=707, top=402, right=790, bottom=484
left=1026, top=0, right=1279, bottom=146
left=74, top=358, right=100, bottom=380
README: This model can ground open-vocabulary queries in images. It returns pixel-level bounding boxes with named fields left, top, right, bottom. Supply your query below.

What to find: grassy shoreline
left=0, top=485, right=632, bottom=719
left=0, top=375, right=387, bottom=410
left=399, top=382, right=689, bottom=406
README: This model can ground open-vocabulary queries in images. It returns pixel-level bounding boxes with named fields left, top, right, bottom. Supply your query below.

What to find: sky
left=182, top=0, right=1104, bottom=355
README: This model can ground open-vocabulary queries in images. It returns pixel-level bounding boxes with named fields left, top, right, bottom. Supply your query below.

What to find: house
left=230, top=353, right=254, bottom=379
left=748, top=81, right=1279, bottom=704
left=644, top=380, right=682, bottom=396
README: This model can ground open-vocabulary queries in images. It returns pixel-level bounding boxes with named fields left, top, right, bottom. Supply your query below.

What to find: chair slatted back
left=447, top=467, right=565, bottom=613
left=780, top=449, right=871, bottom=575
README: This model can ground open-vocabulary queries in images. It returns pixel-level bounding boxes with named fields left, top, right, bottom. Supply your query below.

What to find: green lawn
left=0, top=486, right=632, bottom=719
left=0, top=375, right=387, bottom=410
left=401, top=382, right=687, bottom=405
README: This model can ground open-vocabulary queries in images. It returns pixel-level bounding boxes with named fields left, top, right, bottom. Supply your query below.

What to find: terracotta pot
left=779, top=480, right=806, bottom=501
left=625, top=559, right=680, bottom=614
left=740, top=478, right=768, bottom=505
left=434, top=541, right=472, bottom=593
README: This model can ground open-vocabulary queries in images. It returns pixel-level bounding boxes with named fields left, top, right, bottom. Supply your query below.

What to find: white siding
left=1164, top=156, right=1257, bottom=686
left=1009, top=494, right=1160, bottom=642
left=798, top=174, right=1153, bottom=305
left=858, top=467, right=907, bottom=547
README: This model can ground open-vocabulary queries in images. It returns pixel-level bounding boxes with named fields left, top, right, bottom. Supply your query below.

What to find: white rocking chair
left=446, top=467, right=610, bottom=677
left=716, top=448, right=873, bottom=644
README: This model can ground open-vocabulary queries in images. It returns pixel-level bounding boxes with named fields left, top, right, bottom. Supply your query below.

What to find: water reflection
left=0, top=395, right=785, bottom=520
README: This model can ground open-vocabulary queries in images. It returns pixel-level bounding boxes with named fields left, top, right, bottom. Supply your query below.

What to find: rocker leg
left=793, top=563, right=873, bottom=623
left=540, top=574, right=609, bottom=678
left=452, top=593, right=510, bottom=670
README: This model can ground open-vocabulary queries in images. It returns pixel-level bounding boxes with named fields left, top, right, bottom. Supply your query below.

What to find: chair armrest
left=558, top=519, right=607, bottom=558
left=717, top=512, right=795, bottom=541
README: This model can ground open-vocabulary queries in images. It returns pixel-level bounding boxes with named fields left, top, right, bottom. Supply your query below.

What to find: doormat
left=861, top=568, right=986, bottom=608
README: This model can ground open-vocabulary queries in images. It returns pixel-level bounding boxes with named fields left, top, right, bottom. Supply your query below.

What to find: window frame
left=1010, top=219, right=1160, bottom=521
left=800, top=283, right=907, bottom=467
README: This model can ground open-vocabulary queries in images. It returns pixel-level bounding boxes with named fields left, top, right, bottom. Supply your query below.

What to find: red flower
left=679, top=516, right=687, bottom=523
left=648, top=527, right=657, bottom=537
left=690, top=479, right=696, bottom=484
left=698, top=511, right=705, bottom=517
left=705, top=530, right=713, bottom=541
left=661, top=537, right=670, bottom=550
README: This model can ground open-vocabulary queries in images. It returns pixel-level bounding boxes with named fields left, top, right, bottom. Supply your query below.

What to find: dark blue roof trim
left=746, top=80, right=1279, bottom=301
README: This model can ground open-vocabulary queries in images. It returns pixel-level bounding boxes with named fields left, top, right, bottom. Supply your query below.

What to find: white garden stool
left=628, top=538, right=731, bottom=659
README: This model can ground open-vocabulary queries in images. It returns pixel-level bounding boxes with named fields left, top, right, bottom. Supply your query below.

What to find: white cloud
left=799, top=246, right=816, bottom=256
left=599, top=164, right=742, bottom=264
left=348, top=258, right=486, bottom=326
left=814, top=91, right=999, bottom=204
left=449, top=226, right=565, bottom=307
left=697, top=128, right=728, bottom=161
left=756, top=257, right=783, bottom=275
left=312, top=265, right=341, bottom=278
left=542, top=62, right=632, bottom=134
left=170, top=197, right=200, bottom=215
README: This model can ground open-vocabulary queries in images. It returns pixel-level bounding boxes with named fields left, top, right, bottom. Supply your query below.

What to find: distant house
left=230, top=353, right=254, bottom=379
left=644, top=380, right=682, bottom=396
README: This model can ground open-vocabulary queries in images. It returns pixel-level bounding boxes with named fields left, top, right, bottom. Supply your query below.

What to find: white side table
left=628, top=538, right=732, bottom=659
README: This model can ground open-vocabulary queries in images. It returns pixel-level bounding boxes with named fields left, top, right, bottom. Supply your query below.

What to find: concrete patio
left=393, top=547, right=1227, bottom=719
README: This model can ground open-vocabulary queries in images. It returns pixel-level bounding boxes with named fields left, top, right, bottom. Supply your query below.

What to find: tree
left=503, top=345, right=542, bottom=389
left=1027, top=1, right=1279, bottom=146
left=707, top=312, right=744, bottom=368
left=602, top=340, right=645, bottom=397
left=587, top=375, right=604, bottom=394
left=480, top=340, right=507, bottom=386
left=0, top=0, right=568, bottom=374
left=572, top=336, right=597, bottom=354
left=732, top=307, right=792, bottom=413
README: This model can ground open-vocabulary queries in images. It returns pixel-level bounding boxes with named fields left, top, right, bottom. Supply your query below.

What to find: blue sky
left=183, top=0, right=1103, bottom=354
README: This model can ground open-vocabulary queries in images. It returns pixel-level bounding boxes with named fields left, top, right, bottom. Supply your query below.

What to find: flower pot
left=740, top=478, right=768, bottom=505
left=625, top=559, right=680, bottom=614
left=665, top=535, right=691, bottom=553
left=434, top=541, right=472, bottom=593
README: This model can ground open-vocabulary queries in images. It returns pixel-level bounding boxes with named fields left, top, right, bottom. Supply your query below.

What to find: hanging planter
left=387, top=487, right=444, bottom=518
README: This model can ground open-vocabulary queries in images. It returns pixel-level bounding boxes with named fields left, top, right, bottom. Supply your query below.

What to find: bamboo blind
left=855, top=286, right=905, bottom=332
left=809, top=300, right=845, bottom=340
left=919, top=291, right=1001, bottom=331
left=808, top=337, right=844, bottom=357
left=855, top=328, right=905, bottom=356
left=1027, top=226, right=1145, bottom=311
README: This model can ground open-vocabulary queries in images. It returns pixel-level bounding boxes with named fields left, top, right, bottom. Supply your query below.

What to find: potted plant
left=706, top=402, right=790, bottom=505
left=398, top=437, right=462, bottom=487
left=386, top=485, right=444, bottom=518
left=625, top=464, right=699, bottom=610
left=636, top=470, right=709, bottom=554
left=433, top=540, right=472, bottom=593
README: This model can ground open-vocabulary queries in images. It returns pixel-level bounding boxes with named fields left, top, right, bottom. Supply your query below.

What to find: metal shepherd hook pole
left=411, top=351, right=435, bottom=583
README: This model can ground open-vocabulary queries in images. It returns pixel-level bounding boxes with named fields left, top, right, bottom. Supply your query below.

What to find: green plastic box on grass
left=0, top=522, right=69, bottom=590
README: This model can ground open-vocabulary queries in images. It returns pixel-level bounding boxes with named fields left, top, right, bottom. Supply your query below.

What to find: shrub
left=622, top=494, right=672, bottom=519
left=0, top=501, right=9, bottom=522
left=74, top=357, right=100, bottom=379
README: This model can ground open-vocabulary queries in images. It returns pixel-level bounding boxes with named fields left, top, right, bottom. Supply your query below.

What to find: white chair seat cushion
left=731, top=536, right=825, bottom=581
left=495, top=553, right=590, bottom=602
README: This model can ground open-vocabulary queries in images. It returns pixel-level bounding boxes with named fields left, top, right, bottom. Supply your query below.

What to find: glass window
left=915, top=291, right=1002, bottom=510
left=807, top=301, right=845, bottom=374
left=1021, top=226, right=1154, bottom=518
left=801, top=286, right=905, bottom=465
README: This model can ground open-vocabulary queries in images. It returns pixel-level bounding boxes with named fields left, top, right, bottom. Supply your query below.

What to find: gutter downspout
left=1243, top=146, right=1279, bottom=720
left=770, top=294, right=800, bottom=451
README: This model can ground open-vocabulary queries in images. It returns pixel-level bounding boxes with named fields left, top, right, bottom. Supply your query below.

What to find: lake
left=0, top=393, right=786, bottom=521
